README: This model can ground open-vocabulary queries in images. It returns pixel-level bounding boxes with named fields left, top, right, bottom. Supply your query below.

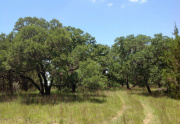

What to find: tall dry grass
left=0, top=88, right=180, bottom=124
left=0, top=90, right=122, bottom=124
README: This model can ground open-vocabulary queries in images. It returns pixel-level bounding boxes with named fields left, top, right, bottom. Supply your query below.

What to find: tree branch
left=20, top=74, right=41, bottom=91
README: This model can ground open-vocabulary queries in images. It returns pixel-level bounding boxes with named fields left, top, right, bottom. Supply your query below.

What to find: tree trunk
left=46, top=78, right=54, bottom=95
left=126, top=74, right=130, bottom=89
left=158, top=83, right=162, bottom=88
left=41, top=72, right=50, bottom=95
left=2, top=76, right=5, bottom=92
left=72, top=83, right=76, bottom=93
left=20, top=74, right=41, bottom=93
left=22, top=78, right=28, bottom=91
left=8, top=70, right=13, bottom=94
left=121, top=81, right=124, bottom=87
left=46, top=87, right=51, bottom=95
left=145, top=80, right=152, bottom=94
left=146, top=84, right=152, bottom=94
left=38, top=73, right=44, bottom=95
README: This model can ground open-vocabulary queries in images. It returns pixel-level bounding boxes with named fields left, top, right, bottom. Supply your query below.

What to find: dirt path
left=111, top=93, right=126, bottom=122
left=138, top=98, right=160, bottom=124
left=112, top=105, right=126, bottom=120
left=142, top=103, right=153, bottom=124
left=109, top=91, right=160, bottom=124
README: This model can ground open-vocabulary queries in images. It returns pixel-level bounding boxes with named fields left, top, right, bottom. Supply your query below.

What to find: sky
left=0, top=0, right=180, bottom=46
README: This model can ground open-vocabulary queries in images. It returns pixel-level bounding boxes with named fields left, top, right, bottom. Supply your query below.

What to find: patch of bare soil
left=142, top=104, right=153, bottom=124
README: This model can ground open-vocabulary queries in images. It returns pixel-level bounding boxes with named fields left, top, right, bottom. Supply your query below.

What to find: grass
left=0, top=88, right=180, bottom=124
left=149, top=96, right=180, bottom=124
left=0, top=90, right=122, bottom=124
left=111, top=90, right=144, bottom=124
left=129, top=88, right=180, bottom=124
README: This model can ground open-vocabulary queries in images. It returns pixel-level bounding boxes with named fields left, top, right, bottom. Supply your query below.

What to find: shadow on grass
left=127, top=87, right=168, bottom=98
left=0, top=94, right=18, bottom=102
left=0, top=91, right=107, bottom=105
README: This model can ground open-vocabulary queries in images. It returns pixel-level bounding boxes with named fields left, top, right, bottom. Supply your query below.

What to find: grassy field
left=0, top=88, right=180, bottom=124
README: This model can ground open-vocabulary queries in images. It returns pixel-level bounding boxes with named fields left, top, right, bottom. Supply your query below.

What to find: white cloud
left=121, top=4, right=125, bottom=9
left=140, top=0, right=147, bottom=3
left=91, top=0, right=96, bottom=3
left=129, top=0, right=139, bottom=2
left=129, top=0, right=147, bottom=4
left=107, top=3, right=113, bottom=7
left=90, top=0, right=105, bottom=3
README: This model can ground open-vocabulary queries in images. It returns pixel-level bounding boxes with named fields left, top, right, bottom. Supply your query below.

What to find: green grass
left=129, top=88, right=180, bottom=124
left=111, top=90, right=144, bottom=124
left=0, top=90, right=122, bottom=124
left=149, top=96, right=180, bottom=124
left=0, top=88, right=180, bottom=124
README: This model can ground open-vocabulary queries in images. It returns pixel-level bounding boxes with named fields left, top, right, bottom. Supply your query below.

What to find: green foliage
left=76, top=59, right=108, bottom=90
left=112, top=35, right=152, bottom=89
left=162, top=34, right=180, bottom=98
left=111, top=33, right=174, bottom=94
left=0, top=16, right=180, bottom=98
left=1, top=17, right=74, bottom=94
left=0, top=17, right=102, bottom=94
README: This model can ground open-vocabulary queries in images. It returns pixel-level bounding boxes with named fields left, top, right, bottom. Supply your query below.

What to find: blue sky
left=0, top=0, right=180, bottom=46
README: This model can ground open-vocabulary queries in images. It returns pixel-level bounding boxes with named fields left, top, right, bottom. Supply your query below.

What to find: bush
left=76, top=59, right=108, bottom=90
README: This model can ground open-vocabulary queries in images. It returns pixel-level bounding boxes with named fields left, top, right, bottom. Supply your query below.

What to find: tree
left=148, top=34, right=171, bottom=88
left=0, top=33, right=7, bottom=92
left=3, top=17, right=98, bottom=95
left=112, top=35, right=151, bottom=90
left=62, top=26, right=97, bottom=92
left=0, top=33, right=15, bottom=94
left=111, top=33, right=173, bottom=94
left=5, top=17, right=71, bottom=95
left=162, top=25, right=180, bottom=98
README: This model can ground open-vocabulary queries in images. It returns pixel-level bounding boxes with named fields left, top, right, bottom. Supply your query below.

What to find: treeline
left=0, top=17, right=179, bottom=98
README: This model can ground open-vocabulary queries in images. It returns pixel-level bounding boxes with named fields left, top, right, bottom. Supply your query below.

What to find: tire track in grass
left=112, top=105, right=126, bottom=120
left=135, top=96, right=160, bottom=124
left=110, top=91, right=126, bottom=123
left=142, top=103, right=153, bottom=124
left=108, top=91, right=159, bottom=124
left=123, top=93, right=145, bottom=124
left=111, top=91, right=144, bottom=124
left=112, top=91, right=126, bottom=121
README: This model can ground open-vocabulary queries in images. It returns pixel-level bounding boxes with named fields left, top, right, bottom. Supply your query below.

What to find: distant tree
left=112, top=35, right=151, bottom=90
left=172, top=22, right=179, bottom=38
left=163, top=25, right=180, bottom=98
left=0, top=33, right=7, bottom=92
left=148, top=34, right=171, bottom=88
left=0, top=33, right=15, bottom=94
